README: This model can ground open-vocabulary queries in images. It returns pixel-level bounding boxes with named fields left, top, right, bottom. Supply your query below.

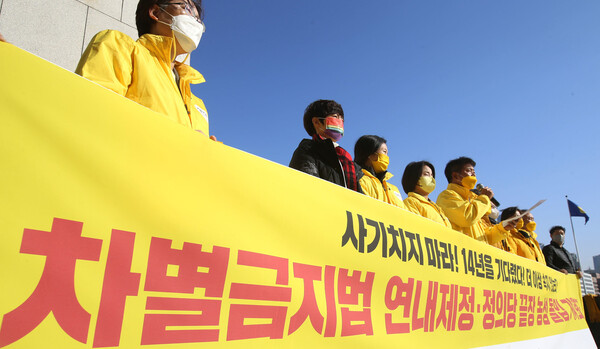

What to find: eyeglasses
left=159, top=1, right=204, bottom=28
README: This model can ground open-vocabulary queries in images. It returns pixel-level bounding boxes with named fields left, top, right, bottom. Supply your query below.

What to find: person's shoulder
left=290, top=139, right=315, bottom=163
left=437, top=187, right=456, bottom=198
left=404, top=194, right=419, bottom=204
left=89, top=30, right=136, bottom=49
left=355, top=163, right=365, bottom=180
left=94, top=29, right=134, bottom=41
left=294, top=138, right=316, bottom=151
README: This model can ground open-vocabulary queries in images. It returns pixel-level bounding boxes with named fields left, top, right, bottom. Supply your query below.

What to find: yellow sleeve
left=436, top=190, right=492, bottom=228
left=75, top=30, right=134, bottom=96
left=485, top=223, right=509, bottom=245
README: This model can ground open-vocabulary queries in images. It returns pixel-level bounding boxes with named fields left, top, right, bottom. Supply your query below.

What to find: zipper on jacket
left=337, top=159, right=348, bottom=188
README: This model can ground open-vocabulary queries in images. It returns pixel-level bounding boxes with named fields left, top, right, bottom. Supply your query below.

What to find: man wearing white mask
left=436, top=157, right=516, bottom=246
left=542, top=226, right=583, bottom=277
left=76, top=0, right=214, bottom=138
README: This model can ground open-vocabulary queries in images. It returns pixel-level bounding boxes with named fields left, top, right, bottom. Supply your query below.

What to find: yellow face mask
left=461, top=175, right=477, bottom=190
left=372, top=153, right=389, bottom=174
left=417, top=176, right=436, bottom=194
left=526, top=221, right=537, bottom=232
left=516, top=219, right=524, bottom=230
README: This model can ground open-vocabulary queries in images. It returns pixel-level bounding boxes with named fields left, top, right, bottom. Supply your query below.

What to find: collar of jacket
left=302, top=137, right=339, bottom=167
left=137, top=34, right=206, bottom=85
left=446, top=182, right=475, bottom=200
left=408, top=191, right=432, bottom=203
left=362, top=168, right=393, bottom=182
left=528, top=230, right=538, bottom=239
left=517, top=229, right=531, bottom=239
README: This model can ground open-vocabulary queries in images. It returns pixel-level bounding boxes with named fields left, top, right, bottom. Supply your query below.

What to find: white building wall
left=580, top=272, right=596, bottom=295
left=0, top=0, right=138, bottom=71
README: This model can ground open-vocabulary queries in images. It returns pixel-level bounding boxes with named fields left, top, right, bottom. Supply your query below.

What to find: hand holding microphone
left=476, top=183, right=501, bottom=207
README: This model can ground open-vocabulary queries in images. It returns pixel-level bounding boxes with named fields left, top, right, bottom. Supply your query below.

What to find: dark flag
left=567, top=199, right=589, bottom=224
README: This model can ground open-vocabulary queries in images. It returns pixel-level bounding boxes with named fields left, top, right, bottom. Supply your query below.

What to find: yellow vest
left=76, top=30, right=209, bottom=135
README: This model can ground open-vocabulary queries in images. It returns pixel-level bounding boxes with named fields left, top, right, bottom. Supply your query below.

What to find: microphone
left=475, top=183, right=501, bottom=207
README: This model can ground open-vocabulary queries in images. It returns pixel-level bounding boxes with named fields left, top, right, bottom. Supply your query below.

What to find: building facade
left=593, top=254, right=600, bottom=274
left=0, top=0, right=138, bottom=71
left=581, top=272, right=596, bottom=295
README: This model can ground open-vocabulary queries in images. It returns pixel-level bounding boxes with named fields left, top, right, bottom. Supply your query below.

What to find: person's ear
left=451, top=172, right=460, bottom=183
left=312, top=117, right=323, bottom=133
left=149, top=4, right=161, bottom=21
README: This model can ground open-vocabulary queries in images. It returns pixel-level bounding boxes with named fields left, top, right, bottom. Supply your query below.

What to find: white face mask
left=489, top=206, right=500, bottom=220
left=159, top=9, right=204, bottom=53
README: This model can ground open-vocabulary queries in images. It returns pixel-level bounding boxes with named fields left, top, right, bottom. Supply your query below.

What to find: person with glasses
left=76, top=0, right=215, bottom=139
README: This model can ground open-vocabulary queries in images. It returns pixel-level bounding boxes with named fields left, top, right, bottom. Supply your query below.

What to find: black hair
left=354, top=135, right=387, bottom=169
left=401, top=161, right=436, bottom=194
left=303, top=99, right=344, bottom=136
left=444, top=156, right=476, bottom=183
left=500, top=206, right=519, bottom=221
left=136, top=0, right=203, bottom=37
left=550, top=225, right=566, bottom=235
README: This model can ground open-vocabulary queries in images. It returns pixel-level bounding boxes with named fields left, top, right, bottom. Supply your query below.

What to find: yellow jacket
left=436, top=183, right=508, bottom=245
left=76, top=30, right=209, bottom=135
left=506, top=229, right=546, bottom=264
left=404, top=192, right=452, bottom=228
left=359, top=170, right=406, bottom=209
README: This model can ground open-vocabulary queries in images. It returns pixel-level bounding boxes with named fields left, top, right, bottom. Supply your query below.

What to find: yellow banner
left=0, top=43, right=593, bottom=348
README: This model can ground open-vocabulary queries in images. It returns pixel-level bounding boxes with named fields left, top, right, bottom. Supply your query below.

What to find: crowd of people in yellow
left=0, top=0, right=581, bottom=278
left=291, top=99, right=583, bottom=278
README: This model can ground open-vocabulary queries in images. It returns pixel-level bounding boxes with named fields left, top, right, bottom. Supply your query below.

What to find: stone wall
left=0, top=0, right=138, bottom=71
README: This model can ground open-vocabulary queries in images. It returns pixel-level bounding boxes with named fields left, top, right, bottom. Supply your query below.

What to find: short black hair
left=550, top=225, right=566, bottom=235
left=354, top=135, right=387, bottom=169
left=401, top=161, right=435, bottom=194
left=500, top=206, right=519, bottom=221
left=444, top=156, right=476, bottom=183
left=303, top=100, right=344, bottom=136
left=136, top=0, right=203, bottom=37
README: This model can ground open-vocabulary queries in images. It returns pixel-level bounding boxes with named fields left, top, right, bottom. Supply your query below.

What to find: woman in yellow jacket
left=401, top=161, right=452, bottom=228
left=354, top=135, right=405, bottom=208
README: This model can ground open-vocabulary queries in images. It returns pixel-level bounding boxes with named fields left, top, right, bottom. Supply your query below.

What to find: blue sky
left=192, top=1, right=600, bottom=269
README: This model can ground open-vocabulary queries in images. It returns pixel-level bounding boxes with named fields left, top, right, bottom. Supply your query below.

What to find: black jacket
left=542, top=241, right=577, bottom=273
left=289, top=138, right=362, bottom=192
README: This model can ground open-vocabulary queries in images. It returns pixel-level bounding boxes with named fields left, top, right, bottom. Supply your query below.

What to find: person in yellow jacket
left=520, top=210, right=545, bottom=263
left=76, top=0, right=214, bottom=138
left=436, top=157, right=517, bottom=245
left=501, top=207, right=546, bottom=263
left=354, top=135, right=405, bottom=208
left=401, top=161, right=452, bottom=228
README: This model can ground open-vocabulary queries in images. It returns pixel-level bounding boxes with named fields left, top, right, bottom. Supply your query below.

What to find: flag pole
left=566, top=195, right=585, bottom=293
left=566, top=196, right=582, bottom=266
